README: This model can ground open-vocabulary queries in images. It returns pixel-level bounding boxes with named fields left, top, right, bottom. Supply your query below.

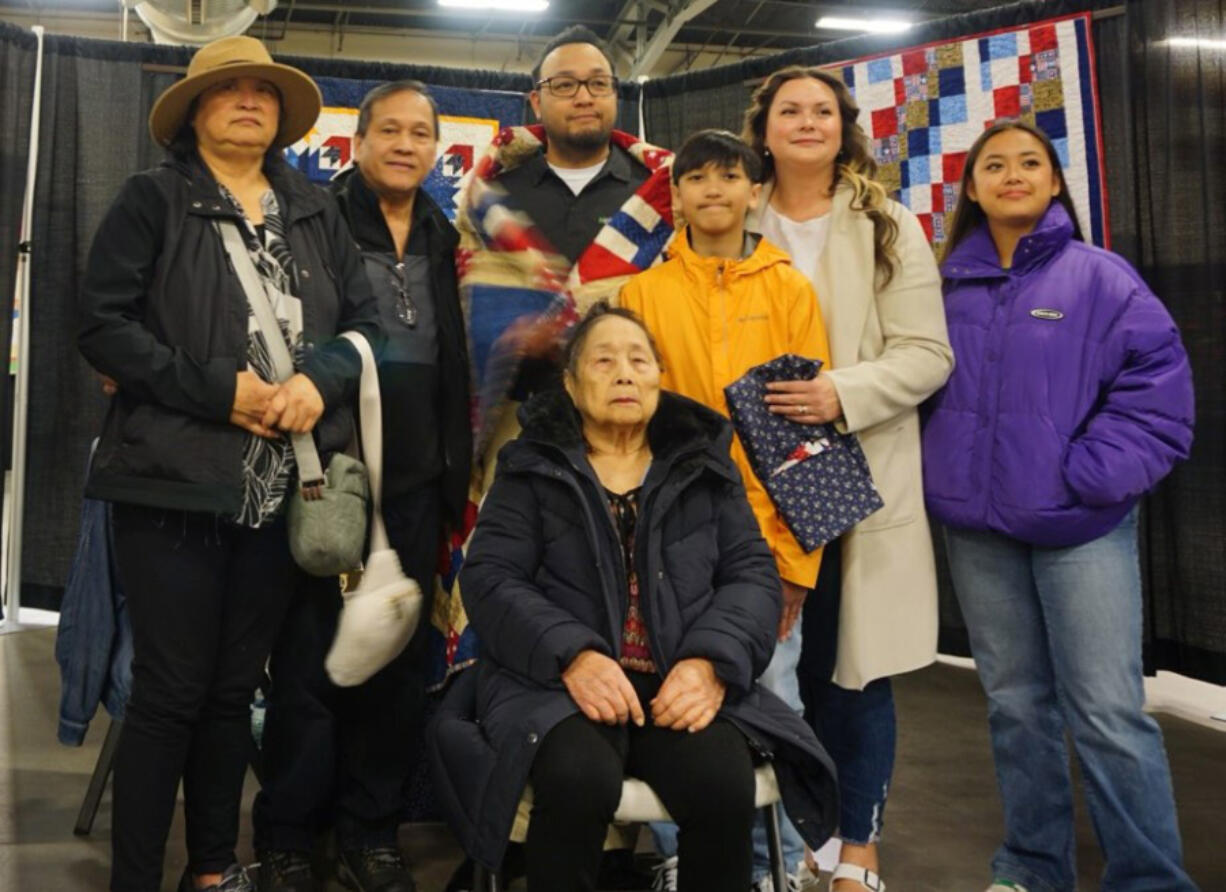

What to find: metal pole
left=3, top=25, right=46, bottom=630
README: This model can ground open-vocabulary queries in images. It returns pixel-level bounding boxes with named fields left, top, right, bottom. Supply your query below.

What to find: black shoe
left=255, top=849, right=317, bottom=892
left=178, top=864, right=255, bottom=892
left=337, top=846, right=418, bottom=892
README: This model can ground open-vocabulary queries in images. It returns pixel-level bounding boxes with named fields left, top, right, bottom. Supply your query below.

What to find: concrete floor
left=3, top=627, right=1223, bottom=891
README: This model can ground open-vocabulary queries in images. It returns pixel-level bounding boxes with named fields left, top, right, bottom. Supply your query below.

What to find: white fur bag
left=325, top=332, right=422, bottom=687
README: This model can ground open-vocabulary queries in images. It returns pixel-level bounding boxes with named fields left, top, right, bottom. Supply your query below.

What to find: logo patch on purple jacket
left=1030, top=308, right=1065, bottom=320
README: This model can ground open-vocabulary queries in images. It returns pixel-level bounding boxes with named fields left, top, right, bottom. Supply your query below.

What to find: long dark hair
left=742, top=65, right=899, bottom=286
left=942, top=119, right=1085, bottom=261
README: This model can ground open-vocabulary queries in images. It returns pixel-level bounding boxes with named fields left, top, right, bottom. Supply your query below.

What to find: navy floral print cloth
left=724, top=354, right=884, bottom=551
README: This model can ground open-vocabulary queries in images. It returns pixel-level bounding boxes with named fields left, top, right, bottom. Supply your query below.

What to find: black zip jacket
left=329, top=166, right=472, bottom=528
left=78, top=154, right=383, bottom=515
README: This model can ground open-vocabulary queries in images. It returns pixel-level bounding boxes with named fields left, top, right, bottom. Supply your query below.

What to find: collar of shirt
left=526, top=141, right=633, bottom=190
left=349, top=166, right=434, bottom=256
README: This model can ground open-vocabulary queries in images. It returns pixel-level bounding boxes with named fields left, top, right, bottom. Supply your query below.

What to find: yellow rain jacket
left=620, top=228, right=831, bottom=587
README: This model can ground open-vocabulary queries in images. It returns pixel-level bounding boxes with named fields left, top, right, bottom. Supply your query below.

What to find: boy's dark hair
left=563, top=301, right=662, bottom=377
left=356, top=80, right=439, bottom=139
left=532, top=25, right=616, bottom=83
left=672, top=129, right=762, bottom=184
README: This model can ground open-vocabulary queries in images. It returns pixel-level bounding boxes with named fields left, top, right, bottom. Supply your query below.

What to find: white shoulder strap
left=339, top=331, right=389, bottom=553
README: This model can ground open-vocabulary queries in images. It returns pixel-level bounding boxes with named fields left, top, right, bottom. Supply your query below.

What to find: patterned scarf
left=220, top=186, right=305, bottom=528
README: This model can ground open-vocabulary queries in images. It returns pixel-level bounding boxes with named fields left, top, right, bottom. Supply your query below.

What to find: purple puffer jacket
left=923, top=202, right=1194, bottom=547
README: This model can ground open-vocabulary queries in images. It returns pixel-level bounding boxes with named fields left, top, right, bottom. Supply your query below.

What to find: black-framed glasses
left=535, top=75, right=619, bottom=98
left=391, top=264, right=417, bottom=328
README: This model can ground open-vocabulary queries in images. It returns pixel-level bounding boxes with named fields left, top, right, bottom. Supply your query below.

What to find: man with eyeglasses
left=253, top=80, right=470, bottom=892
left=454, top=24, right=675, bottom=458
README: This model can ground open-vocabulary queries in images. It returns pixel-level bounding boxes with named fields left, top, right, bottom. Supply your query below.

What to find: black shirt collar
left=528, top=141, right=633, bottom=189
left=347, top=165, right=436, bottom=255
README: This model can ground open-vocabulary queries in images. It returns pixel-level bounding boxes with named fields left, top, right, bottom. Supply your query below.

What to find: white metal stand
left=2, top=25, right=46, bottom=631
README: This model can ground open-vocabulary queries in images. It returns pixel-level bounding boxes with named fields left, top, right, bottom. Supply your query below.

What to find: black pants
left=526, top=672, right=756, bottom=892
left=253, top=485, right=440, bottom=851
left=109, top=505, right=299, bottom=892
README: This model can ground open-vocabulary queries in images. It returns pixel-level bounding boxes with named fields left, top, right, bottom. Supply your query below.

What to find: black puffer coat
left=429, top=388, right=838, bottom=870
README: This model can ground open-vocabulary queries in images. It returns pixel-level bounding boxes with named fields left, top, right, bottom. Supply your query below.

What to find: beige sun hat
left=148, top=35, right=322, bottom=149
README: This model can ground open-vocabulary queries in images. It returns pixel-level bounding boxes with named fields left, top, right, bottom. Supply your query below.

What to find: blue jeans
left=798, top=539, right=895, bottom=846
left=945, top=510, right=1196, bottom=892
left=650, top=627, right=807, bottom=880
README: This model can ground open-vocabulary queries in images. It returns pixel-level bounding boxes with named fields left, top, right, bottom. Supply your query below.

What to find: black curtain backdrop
left=1124, top=0, right=1226, bottom=683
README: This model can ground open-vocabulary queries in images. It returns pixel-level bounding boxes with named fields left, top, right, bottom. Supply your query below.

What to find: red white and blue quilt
left=829, top=13, right=1108, bottom=248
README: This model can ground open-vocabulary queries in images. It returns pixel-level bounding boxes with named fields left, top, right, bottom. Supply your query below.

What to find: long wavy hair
left=941, top=119, right=1085, bottom=261
left=743, top=66, right=899, bottom=286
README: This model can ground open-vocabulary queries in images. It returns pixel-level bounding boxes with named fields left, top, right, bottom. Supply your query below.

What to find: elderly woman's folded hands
left=562, top=650, right=726, bottom=734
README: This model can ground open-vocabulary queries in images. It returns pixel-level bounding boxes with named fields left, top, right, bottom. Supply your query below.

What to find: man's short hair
left=356, top=80, right=440, bottom=139
left=672, top=129, right=763, bottom=184
left=532, top=25, right=616, bottom=83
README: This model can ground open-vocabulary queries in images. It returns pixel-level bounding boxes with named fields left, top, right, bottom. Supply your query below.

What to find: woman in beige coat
left=743, top=66, right=953, bottom=892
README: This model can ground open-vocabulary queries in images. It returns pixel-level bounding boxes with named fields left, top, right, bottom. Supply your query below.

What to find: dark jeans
left=798, top=539, right=896, bottom=845
left=527, top=672, right=756, bottom=892
left=109, top=505, right=298, bottom=892
left=253, top=485, right=440, bottom=851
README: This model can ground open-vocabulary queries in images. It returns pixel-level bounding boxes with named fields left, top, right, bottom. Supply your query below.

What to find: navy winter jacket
left=924, top=202, right=1194, bottom=547
left=429, top=388, right=838, bottom=870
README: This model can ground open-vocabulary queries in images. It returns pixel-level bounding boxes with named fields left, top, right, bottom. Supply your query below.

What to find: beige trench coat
left=749, top=182, right=953, bottom=689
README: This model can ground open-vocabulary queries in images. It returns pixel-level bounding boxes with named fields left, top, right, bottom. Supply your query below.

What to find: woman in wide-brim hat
left=78, top=35, right=381, bottom=892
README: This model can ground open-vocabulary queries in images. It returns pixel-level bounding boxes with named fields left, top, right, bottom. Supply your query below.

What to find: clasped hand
left=764, top=373, right=842, bottom=425
left=562, top=651, right=726, bottom=734
left=230, top=370, right=323, bottom=438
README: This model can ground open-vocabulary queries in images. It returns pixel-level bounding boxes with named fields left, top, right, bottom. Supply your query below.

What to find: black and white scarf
left=220, top=186, right=306, bottom=528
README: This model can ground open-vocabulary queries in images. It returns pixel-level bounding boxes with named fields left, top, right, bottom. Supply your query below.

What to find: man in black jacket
left=253, top=81, right=471, bottom=892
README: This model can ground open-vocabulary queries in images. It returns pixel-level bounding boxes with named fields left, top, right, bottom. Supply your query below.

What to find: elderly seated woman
left=430, top=304, right=838, bottom=892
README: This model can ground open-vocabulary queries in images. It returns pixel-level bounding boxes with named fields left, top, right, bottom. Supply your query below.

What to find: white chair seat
left=510, top=762, right=780, bottom=841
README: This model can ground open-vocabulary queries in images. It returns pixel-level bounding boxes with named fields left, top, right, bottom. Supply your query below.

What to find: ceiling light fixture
left=439, top=0, right=549, bottom=11
left=1167, top=36, right=1226, bottom=50
left=816, top=15, right=913, bottom=34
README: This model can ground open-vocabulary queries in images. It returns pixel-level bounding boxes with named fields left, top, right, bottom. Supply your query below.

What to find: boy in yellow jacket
left=619, top=128, right=830, bottom=887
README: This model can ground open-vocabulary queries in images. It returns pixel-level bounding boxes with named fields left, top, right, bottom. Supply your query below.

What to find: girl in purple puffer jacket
left=924, top=121, right=1197, bottom=892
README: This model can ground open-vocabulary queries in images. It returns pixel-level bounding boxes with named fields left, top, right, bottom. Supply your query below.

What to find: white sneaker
left=986, top=883, right=1030, bottom=892
left=652, top=855, right=678, bottom=892
left=752, top=874, right=802, bottom=892
left=794, top=861, right=821, bottom=890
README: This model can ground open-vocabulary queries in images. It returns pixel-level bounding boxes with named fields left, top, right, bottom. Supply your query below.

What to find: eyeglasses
left=391, top=264, right=417, bottom=328
left=535, top=75, right=619, bottom=98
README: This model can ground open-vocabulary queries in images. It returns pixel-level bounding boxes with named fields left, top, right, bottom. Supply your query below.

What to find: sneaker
left=337, top=846, right=417, bottom=892
left=986, top=882, right=1030, bottom=892
left=178, top=864, right=255, bottom=892
left=794, top=861, right=821, bottom=890
left=255, top=849, right=316, bottom=892
left=651, top=855, right=678, bottom=891
left=751, top=874, right=801, bottom=892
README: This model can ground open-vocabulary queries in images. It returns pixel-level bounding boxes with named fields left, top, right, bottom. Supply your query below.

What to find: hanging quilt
left=829, top=13, right=1108, bottom=248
